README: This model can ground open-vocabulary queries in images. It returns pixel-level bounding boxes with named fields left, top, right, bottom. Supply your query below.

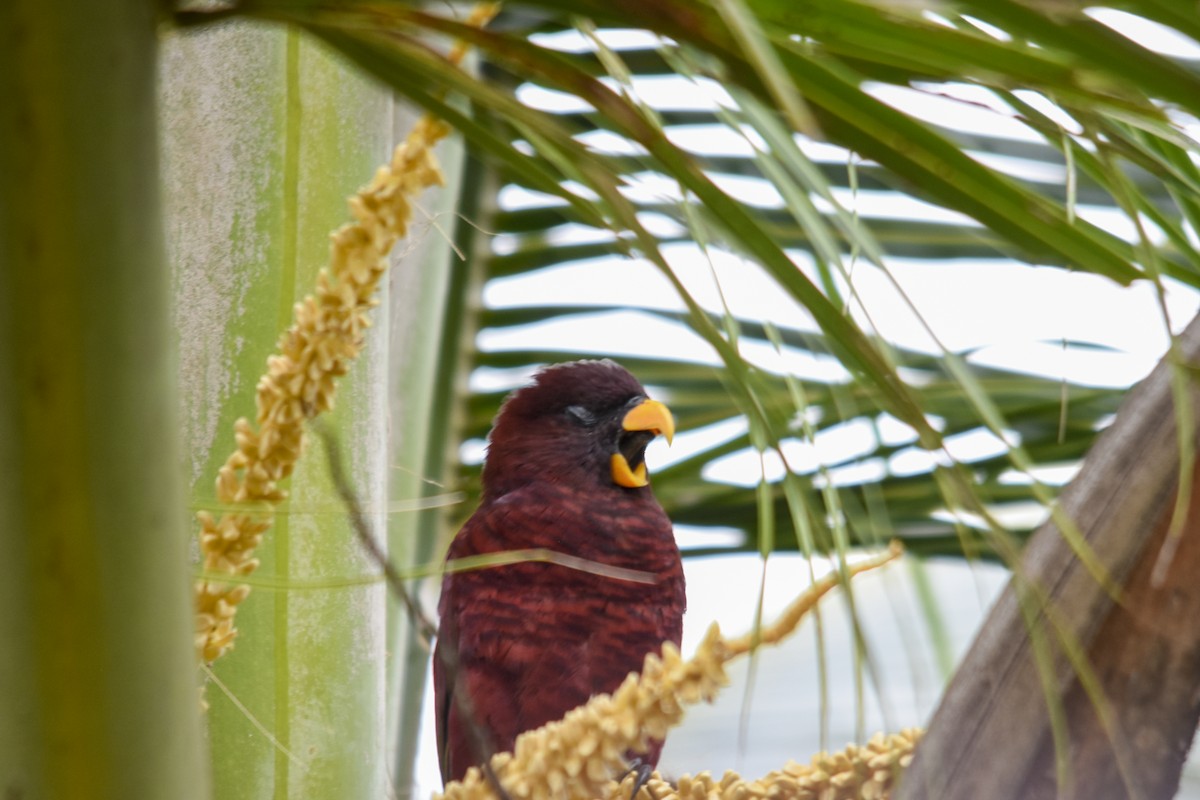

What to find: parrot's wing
left=432, top=628, right=452, bottom=785
left=434, top=489, right=565, bottom=783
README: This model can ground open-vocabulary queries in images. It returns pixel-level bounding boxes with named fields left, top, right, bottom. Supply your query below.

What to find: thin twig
left=313, top=419, right=438, bottom=645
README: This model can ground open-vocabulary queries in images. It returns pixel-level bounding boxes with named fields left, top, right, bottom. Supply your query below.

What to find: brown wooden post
left=898, top=316, right=1200, bottom=800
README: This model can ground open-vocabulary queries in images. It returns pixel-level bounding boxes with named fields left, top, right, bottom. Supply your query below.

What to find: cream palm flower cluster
left=438, top=544, right=908, bottom=800
left=615, top=728, right=921, bottom=800
left=193, top=3, right=501, bottom=665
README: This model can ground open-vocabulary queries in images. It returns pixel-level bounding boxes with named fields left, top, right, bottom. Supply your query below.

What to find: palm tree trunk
left=898, top=315, right=1200, bottom=800
left=161, top=21, right=397, bottom=799
left=0, top=1, right=208, bottom=797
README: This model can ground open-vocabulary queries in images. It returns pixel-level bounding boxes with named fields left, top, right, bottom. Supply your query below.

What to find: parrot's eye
left=565, top=405, right=597, bottom=427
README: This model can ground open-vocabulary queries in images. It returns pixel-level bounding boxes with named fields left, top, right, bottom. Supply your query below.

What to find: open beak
left=611, top=398, right=675, bottom=488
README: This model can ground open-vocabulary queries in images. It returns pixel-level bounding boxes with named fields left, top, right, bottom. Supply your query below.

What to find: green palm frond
left=205, top=0, right=1200, bottom=569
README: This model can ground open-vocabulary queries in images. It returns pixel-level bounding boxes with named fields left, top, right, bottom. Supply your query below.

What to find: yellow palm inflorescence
left=192, top=4, right=501, bottom=665
left=622, top=729, right=922, bottom=800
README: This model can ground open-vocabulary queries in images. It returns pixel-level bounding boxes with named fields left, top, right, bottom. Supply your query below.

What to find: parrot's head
left=483, top=359, right=675, bottom=498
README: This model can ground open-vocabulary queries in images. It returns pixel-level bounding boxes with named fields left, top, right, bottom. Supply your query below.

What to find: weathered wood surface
left=897, top=316, right=1200, bottom=800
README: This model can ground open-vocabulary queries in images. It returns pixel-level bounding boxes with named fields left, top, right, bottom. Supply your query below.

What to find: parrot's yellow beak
left=611, top=398, right=675, bottom=488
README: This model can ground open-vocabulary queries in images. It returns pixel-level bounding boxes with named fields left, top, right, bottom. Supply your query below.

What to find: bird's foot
left=625, top=758, right=656, bottom=800
left=483, top=760, right=515, bottom=800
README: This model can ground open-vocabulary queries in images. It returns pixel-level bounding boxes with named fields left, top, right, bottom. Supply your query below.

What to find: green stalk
left=383, top=105, right=468, bottom=792
left=0, top=1, right=208, bottom=798
left=161, top=21, right=395, bottom=799
left=388, top=148, right=495, bottom=794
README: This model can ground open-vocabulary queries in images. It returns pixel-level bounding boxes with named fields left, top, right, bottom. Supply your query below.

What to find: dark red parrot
left=433, top=359, right=686, bottom=784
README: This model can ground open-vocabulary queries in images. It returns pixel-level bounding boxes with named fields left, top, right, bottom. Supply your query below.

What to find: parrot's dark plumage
left=434, top=359, right=686, bottom=784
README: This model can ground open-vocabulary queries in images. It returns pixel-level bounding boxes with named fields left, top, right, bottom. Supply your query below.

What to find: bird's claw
left=625, top=758, right=655, bottom=800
